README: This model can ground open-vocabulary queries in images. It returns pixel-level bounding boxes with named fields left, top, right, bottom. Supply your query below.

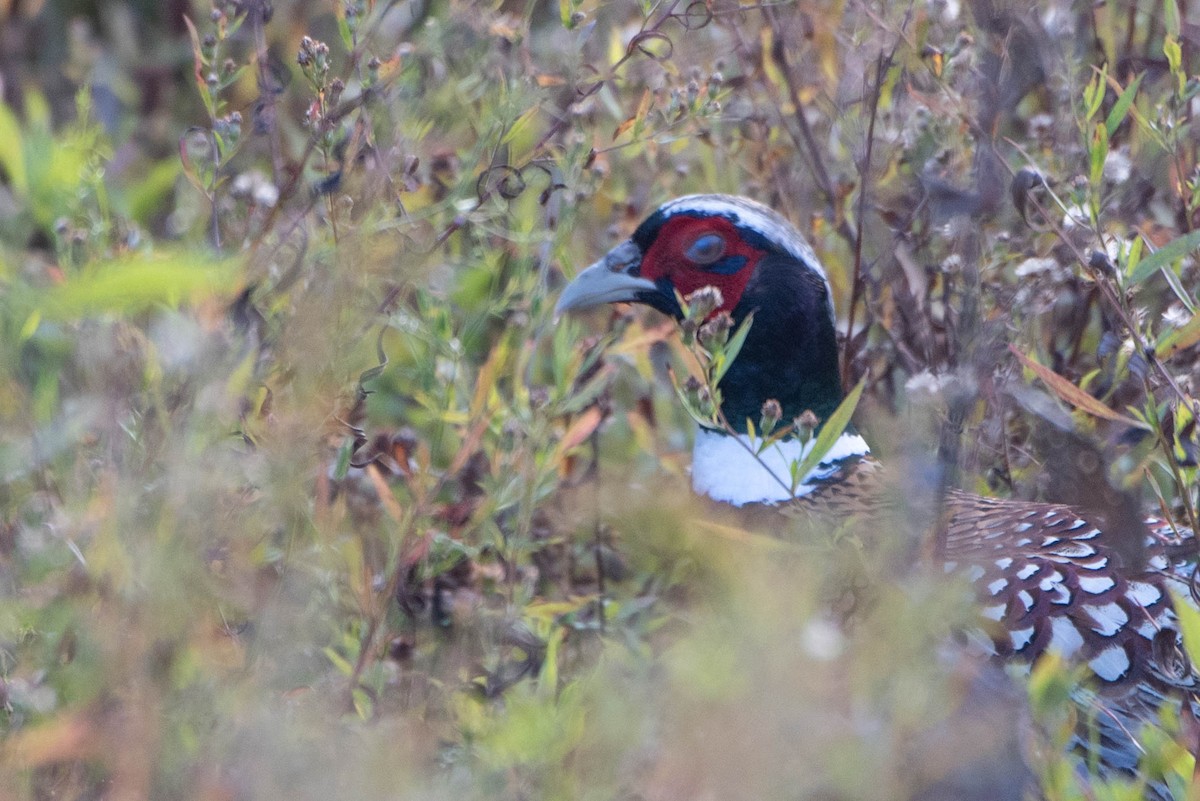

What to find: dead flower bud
left=698, top=311, right=733, bottom=349
left=329, top=77, right=345, bottom=104
left=760, top=399, right=782, bottom=433
left=680, top=317, right=698, bottom=345
left=683, top=375, right=711, bottom=414
left=795, top=410, right=820, bottom=442
left=696, top=384, right=713, bottom=412
left=685, top=286, right=723, bottom=320
left=708, top=73, right=722, bottom=99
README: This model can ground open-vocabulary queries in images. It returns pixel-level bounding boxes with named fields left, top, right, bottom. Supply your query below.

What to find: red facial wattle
left=636, top=216, right=761, bottom=315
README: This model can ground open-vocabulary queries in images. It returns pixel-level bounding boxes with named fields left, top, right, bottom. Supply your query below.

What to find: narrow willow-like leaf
left=0, top=102, right=27, bottom=194
left=1159, top=260, right=1198, bottom=315
left=33, top=254, right=239, bottom=320
left=1105, top=72, right=1143, bottom=138
left=1009, top=346, right=1148, bottom=428
left=1171, top=589, right=1200, bottom=673
left=787, top=377, right=866, bottom=491
left=1084, top=66, right=1107, bottom=120
left=1157, top=314, right=1200, bottom=360
left=1089, top=124, right=1108, bottom=187
left=1127, top=229, right=1200, bottom=285
left=1164, top=0, right=1182, bottom=38
left=555, top=407, right=603, bottom=458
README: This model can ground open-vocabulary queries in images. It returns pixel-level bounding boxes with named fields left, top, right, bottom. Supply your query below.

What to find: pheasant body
left=804, top=457, right=1192, bottom=686
left=556, top=193, right=1198, bottom=788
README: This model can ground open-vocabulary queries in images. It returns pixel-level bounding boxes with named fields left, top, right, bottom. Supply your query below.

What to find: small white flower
left=1104, top=148, right=1133, bottom=183
left=253, top=182, right=279, bottom=208
left=1163, top=305, right=1192, bottom=328
left=1014, top=256, right=1058, bottom=277
left=928, top=0, right=960, bottom=23
left=1028, top=113, right=1054, bottom=138
left=801, top=617, right=845, bottom=661
left=1061, top=203, right=1090, bottom=231
left=905, top=370, right=944, bottom=397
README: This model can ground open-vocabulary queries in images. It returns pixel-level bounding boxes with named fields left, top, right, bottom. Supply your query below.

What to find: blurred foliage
left=0, top=0, right=1199, bottom=799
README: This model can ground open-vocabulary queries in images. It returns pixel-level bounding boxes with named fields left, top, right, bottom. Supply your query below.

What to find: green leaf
left=333, top=437, right=356, bottom=481
left=28, top=252, right=239, bottom=321
left=1105, top=72, right=1143, bottom=138
left=711, top=312, right=754, bottom=388
left=786, top=377, right=866, bottom=491
left=0, top=102, right=27, bottom=194
left=1084, top=66, right=1107, bottom=121
left=19, top=309, right=40, bottom=341
left=126, top=160, right=182, bottom=226
left=1164, top=0, right=1182, bottom=38
left=1159, top=258, right=1198, bottom=315
left=1165, top=36, right=1184, bottom=93
left=1172, top=589, right=1200, bottom=671
left=324, top=646, right=354, bottom=676
left=1123, top=234, right=1144, bottom=278
left=1127, top=229, right=1200, bottom=285
left=336, top=11, right=353, bottom=50
left=1157, top=313, right=1200, bottom=360
left=1089, top=124, right=1108, bottom=187
left=672, top=378, right=716, bottom=429
left=502, top=107, right=540, bottom=146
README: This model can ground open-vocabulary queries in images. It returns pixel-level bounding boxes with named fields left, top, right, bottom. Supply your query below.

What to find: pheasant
left=555, top=194, right=1199, bottom=791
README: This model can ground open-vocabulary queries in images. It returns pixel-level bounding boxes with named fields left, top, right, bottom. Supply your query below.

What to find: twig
left=843, top=42, right=899, bottom=389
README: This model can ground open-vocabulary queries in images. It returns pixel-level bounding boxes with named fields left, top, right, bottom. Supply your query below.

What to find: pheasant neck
left=717, top=252, right=845, bottom=434
left=691, top=427, right=870, bottom=507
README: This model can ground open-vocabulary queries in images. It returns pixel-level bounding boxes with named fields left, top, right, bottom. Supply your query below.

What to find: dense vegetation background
left=1, top=0, right=1199, bottom=799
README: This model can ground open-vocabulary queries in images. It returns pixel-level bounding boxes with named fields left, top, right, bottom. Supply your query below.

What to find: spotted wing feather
left=941, top=490, right=1197, bottom=693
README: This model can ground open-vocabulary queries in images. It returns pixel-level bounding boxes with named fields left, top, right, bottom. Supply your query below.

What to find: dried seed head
left=680, top=317, right=698, bottom=345
left=697, top=311, right=733, bottom=349
left=760, top=399, right=782, bottom=431
left=685, top=286, right=723, bottom=319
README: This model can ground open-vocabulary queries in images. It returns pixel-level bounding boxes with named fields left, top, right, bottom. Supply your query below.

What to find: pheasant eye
left=684, top=232, right=726, bottom=265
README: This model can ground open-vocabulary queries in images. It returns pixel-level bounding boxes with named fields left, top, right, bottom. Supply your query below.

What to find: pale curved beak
left=554, top=240, right=656, bottom=316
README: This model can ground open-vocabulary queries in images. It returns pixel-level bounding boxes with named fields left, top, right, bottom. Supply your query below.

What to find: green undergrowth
left=0, top=1, right=1199, bottom=799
